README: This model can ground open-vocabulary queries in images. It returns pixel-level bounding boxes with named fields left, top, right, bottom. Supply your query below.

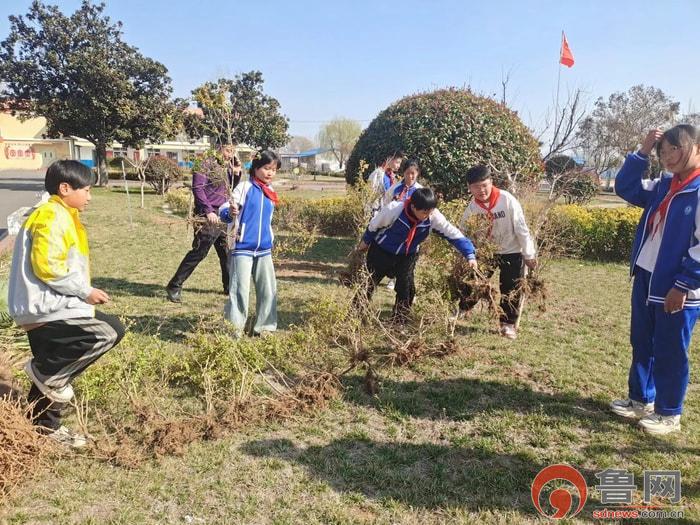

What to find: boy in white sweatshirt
left=457, top=165, right=537, bottom=339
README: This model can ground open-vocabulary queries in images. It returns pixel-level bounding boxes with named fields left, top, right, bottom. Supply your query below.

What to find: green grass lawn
left=1, top=187, right=699, bottom=524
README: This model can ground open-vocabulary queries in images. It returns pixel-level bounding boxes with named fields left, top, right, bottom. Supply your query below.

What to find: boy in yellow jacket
left=8, top=160, right=124, bottom=447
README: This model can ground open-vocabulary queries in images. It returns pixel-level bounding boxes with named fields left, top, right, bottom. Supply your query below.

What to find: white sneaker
left=46, top=425, right=88, bottom=449
left=500, top=323, right=517, bottom=340
left=386, top=279, right=395, bottom=290
left=610, top=398, right=655, bottom=419
left=25, top=361, right=74, bottom=403
left=638, top=414, right=681, bottom=435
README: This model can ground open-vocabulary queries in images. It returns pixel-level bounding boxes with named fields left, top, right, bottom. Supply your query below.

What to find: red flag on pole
left=560, top=32, right=575, bottom=67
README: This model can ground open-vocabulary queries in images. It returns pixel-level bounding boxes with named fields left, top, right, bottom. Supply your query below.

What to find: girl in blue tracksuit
left=219, top=150, right=280, bottom=336
left=383, top=158, right=424, bottom=206
left=611, top=125, right=700, bottom=435
left=356, top=187, right=477, bottom=321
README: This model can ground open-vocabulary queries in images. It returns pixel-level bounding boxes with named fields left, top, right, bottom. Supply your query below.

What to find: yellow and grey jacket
left=8, top=195, right=94, bottom=325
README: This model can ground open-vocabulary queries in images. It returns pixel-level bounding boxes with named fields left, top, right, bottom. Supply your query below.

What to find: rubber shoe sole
left=25, top=361, right=74, bottom=403
left=639, top=414, right=681, bottom=435
left=610, top=398, right=654, bottom=419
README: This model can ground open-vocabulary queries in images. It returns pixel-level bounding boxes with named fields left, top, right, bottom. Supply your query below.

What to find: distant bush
left=276, top=197, right=355, bottom=236
left=145, top=156, right=183, bottom=195
left=164, top=187, right=191, bottom=215
left=545, top=205, right=641, bottom=261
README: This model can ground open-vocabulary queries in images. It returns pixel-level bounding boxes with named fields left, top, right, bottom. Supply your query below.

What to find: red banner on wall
left=3, top=144, right=37, bottom=160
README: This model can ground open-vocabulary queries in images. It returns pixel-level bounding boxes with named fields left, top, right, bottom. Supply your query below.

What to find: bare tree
left=577, top=85, right=680, bottom=176
left=500, top=67, right=512, bottom=106
left=538, top=88, right=588, bottom=162
left=318, top=117, right=362, bottom=169
left=120, top=154, right=154, bottom=208
left=681, top=112, right=700, bottom=127
left=285, top=136, right=315, bottom=153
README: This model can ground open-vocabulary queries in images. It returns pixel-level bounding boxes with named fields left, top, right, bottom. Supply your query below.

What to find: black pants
left=356, top=243, right=418, bottom=321
left=168, top=221, right=229, bottom=292
left=26, top=311, right=125, bottom=431
left=458, top=253, right=523, bottom=324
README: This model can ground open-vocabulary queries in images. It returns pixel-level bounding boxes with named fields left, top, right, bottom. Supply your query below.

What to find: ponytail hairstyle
left=249, top=149, right=281, bottom=179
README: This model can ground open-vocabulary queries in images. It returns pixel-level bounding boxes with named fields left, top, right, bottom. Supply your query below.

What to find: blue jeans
left=224, top=254, right=277, bottom=334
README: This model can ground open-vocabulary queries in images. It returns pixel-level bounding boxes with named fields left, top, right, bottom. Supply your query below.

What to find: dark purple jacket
left=192, top=170, right=231, bottom=215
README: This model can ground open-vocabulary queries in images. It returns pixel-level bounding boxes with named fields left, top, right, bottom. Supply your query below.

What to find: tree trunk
left=96, top=143, right=109, bottom=186
left=140, top=171, right=146, bottom=208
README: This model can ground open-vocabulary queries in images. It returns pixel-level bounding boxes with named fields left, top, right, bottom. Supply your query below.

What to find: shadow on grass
left=241, top=437, right=600, bottom=519
left=0, top=380, right=23, bottom=400
left=93, top=277, right=221, bottom=298
left=342, top=376, right=615, bottom=432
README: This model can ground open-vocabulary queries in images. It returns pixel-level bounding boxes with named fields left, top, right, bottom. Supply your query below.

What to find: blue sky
left=2, top=0, right=699, bottom=142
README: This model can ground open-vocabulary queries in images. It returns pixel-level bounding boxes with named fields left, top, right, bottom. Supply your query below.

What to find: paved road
left=0, top=169, right=46, bottom=240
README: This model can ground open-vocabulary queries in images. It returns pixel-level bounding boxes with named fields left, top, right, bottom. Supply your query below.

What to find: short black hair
left=466, top=164, right=492, bottom=185
left=45, top=160, right=94, bottom=195
left=410, top=187, right=437, bottom=210
left=250, top=149, right=281, bottom=177
left=400, top=158, right=421, bottom=175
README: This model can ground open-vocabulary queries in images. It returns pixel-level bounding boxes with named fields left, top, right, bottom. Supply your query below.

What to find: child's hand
left=524, top=258, right=537, bottom=270
left=664, top=287, right=686, bottom=314
left=468, top=258, right=478, bottom=270
left=357, top=241, right=369, bottom=252
left=206, top=212, right=219, bottom=224
left=640, top=129, right=663, bottom=156
left=86, top=288, right=110, bottom=305
left=229, top=202, right=239, bottom=216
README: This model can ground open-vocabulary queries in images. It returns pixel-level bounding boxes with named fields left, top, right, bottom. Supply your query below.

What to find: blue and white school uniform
left=383, top=181, right=424, bottom=206
left=615, top=151, right=700, bottom=416
left=219, top=180, right=277, bottom=334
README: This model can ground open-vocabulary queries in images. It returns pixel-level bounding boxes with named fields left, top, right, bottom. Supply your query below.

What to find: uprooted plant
left=0, top=398, right=56, bottom=502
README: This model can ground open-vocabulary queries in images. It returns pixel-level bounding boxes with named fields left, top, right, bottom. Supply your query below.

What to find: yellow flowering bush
left=546, top=205, right=642, bottom=261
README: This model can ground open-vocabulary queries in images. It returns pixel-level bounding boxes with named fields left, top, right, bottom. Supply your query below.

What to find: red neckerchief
left=648, top=168, right=700, bottom=237
left=397, top=182, right=411, bottom=202
left=403, top=198, right=421, bottom=255
left=474, top=186, right=501, bottom=236
left=252, top=177, right=279, bottom=205
left=386, top=169, right=395, bottom=186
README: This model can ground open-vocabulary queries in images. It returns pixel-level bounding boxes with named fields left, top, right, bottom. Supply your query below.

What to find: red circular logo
left=531, top=464, right=588, bottom=519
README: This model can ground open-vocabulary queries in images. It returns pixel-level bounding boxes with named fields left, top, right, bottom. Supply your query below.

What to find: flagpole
left=554, top=30, right=563, bottom=137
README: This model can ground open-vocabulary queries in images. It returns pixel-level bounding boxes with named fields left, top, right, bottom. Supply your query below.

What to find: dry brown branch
left=0, top=399, right=56, bottom=502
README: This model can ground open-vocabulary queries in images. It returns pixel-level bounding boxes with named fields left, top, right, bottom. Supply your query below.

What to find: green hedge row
left=275, top=197, right=356, bottom=236
left=276, top=198, right=643, bottom=262
left=163, top=188, right=644, bottom=262
left=544, top=205, right=641, bottom=262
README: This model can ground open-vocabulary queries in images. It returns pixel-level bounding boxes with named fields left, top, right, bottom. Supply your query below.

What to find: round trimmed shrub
left=346, top=88, right=542, bottom=200
left=144, top=156, right=183, bottom=195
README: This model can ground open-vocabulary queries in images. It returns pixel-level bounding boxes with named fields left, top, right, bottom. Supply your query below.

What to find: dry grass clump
left=338, top=247, right=366, bottom=287
left=268, top=371, right=342, bottom=417
left=0, top=399, right=55, bottom=501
